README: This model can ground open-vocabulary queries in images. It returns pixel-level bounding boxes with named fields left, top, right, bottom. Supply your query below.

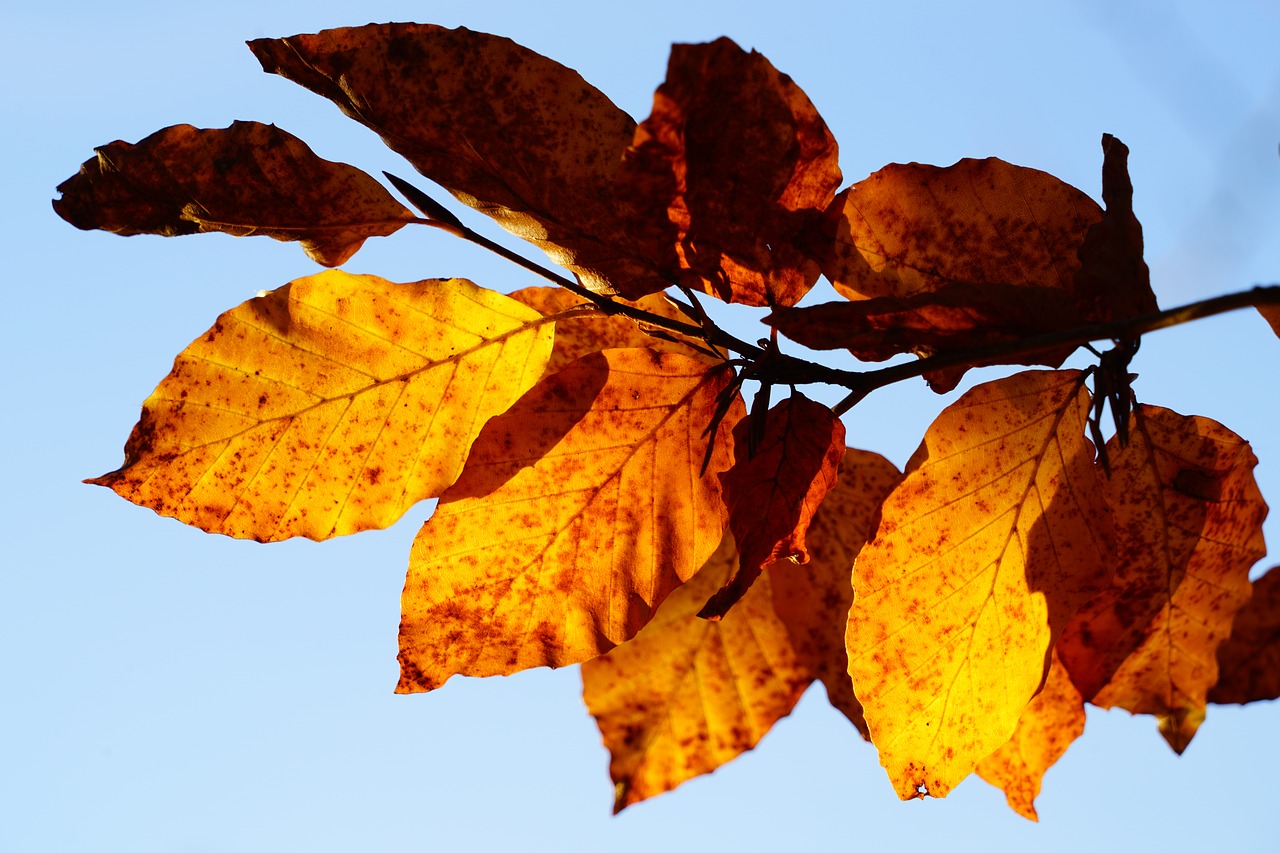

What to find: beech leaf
left=615, top=38, right=841, bottom=307
left=249, top=24, right=667, bottom=298
left=700, top=394, right=846, bottom=619
left=1075, top=407, right=1267, bottom=753
left=847, top=369, right=1113, bottom=800
left=1210, top=567, right=1280, bottom=705
left=89, top=271, right=553, bottom=541
left=53, top=121, right=414, bottom=266
left=398, top=350, right=743, bottom=690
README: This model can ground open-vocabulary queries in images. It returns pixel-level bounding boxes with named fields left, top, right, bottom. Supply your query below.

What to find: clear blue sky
left=5, top=1, right=1279, bottom=850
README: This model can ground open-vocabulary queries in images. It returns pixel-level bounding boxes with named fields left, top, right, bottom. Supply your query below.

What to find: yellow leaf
left=847, top=369, right=1112, bottom=800
left=975, top=650, right=1085, bottom=822
left=89, top=270, right=553, bottom=541
left=398, top=350, right=743, bottom=691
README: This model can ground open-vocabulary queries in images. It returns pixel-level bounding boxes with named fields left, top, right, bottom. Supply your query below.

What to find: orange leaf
left=249, top=25, right=666, bottom=298
left=88, top=271, right=552, bottom=541
left=700, top=394, right=846, bottom=619
left=1259, top=304, right=1280, bottom=338
left=507, top=287, right=712, bottom=380
left=847, top=369, right=1112, bottom=800
left=1078, top=408, right=1267, bottom=752
left=53, top=121, right=414, bottom=266
left=975, top=650, right=1086, bottom=822
left=398, top=350, right=743, bottom=690
left=582, top=535, right=813, bottom=812
left=1210, top=567, right=1280, bottom=705
left=615, top=38, right=840, bottom=307
left=769, top=449, right=904, bottom=737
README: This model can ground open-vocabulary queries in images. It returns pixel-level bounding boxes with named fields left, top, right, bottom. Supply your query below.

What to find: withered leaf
left=700, top=394, right=846, bottom=619
left=975, top=650, right=1086, bottom=822
left=1210, top=567, right=1280, bottom=705
left=769, top=448, right=904, bottom=737
left=507, top=286, right=713, bottom=380
left=847, top=370, right=1112, bottom=800
left=89, top=271, right=552, bottom=541
left=615, top=38, right=841, bottom=307
left=53, top=121, right=414, bottom=266
left=249, top=24, right=667, bottom=298
left=398, top=350, right=743, bottom=690
left=1079, top=407, right=1267, bottom=753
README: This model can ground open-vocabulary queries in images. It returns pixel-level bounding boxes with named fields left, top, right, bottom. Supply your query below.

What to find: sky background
left=5, top=1, right=1279, bottom=850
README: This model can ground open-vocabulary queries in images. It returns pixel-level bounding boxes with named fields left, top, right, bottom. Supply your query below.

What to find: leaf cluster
left=54, top=23, right=1280, bottom=819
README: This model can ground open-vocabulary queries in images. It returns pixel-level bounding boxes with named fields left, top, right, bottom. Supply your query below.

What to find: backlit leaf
left=975, top=650, right=1085, bottom=822
left=249, top=24, right=667, bottom=298
left=700, top=394, right=846, bottom=619
left=1259, top=304, right=1280, bottom=338
left=398, top=350, right=743, bottom=690
left=847, top=369, right=1112, bottom=800
left=53, top=121, right=414, bottom=266
left=615, top=38, right=840, bottom=307
left=1082, top=408, right=1267, bottom=753
left=89, top=271, right=552, bottom=541
left=1209, top=567, right=1280, bottom=705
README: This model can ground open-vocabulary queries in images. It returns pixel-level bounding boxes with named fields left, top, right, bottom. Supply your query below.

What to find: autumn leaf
left=975, top=650, right=1086, bottom=822
left=1068, top=407, right=1267, bottom=753
left=1259, top=304, right=1280, bottom=338
left=89, top=271, right=553, bottom=541
left=847, top=369, right=1112, bottom=800
left=53, top=121, right=414, bottom=266
left=700, top=394, right=846, bottom=619
left=397, top=350, right=743, bottom=691
left=583, top=449, right=900, bottom=811
left=507, top=286, right=713, bottom=380
left=614, top=37, right=840, bottom=307
left=1209, top=567, right=1280, bottom=705
left=249, top=24, right=667, bottom=298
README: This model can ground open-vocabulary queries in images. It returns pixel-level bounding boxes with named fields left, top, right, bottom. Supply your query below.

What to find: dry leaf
left=1210, top=567, right=1280, bottom=705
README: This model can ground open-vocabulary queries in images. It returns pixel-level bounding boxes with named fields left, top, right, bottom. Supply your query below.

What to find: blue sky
left=5, top=1, right=1279, bottom=850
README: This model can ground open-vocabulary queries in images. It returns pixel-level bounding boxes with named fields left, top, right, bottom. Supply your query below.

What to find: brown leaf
left=88, top=271, right=552, bottom=541
left=53, top=121, right=414, bottom=266
left=700, top=394, right=846, bottom=619
left=1078, top=408, right=1267, bottom=752
left=1210, top=567, right=1280, bottom=705
left=249, top=25, right=667, bottom=298
left=975, top=650, right=1086, bottom=822
left=769, top=449, right=904, bottom=737
left=398, top=350, right=743, bottom=691
left=507, top=287, right=713, bottom=380
left=847, top=370, right=1112, bottom=800
left=582, top=535, right=813, bottom=813
left=615, top=38, right=841, bottom=307
left=1259, top=304, right=1280, bottom=338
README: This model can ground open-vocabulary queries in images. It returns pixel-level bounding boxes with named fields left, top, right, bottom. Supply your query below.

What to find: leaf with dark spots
left=1210, top=567, right=1280, bottom=705
left=769, top=448, right=903, bottom=738
left=699, top=394, right=845, bottom=619
left=88, top=270, right=552, bottom=541
left=847, top=370, right=1113, bottom=800
left=249, top=24, right=668, bottom=298
left=1078, top=407, right=1267, bottom=753
left=614, top=37, right=841, bottom=307
left=397, top=350, right=744, bottom=691
left=53, top=121, right=414, bottom=266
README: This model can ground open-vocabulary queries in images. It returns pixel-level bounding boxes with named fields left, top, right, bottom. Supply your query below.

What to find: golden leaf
left=89, top=271, right=552, bottom=541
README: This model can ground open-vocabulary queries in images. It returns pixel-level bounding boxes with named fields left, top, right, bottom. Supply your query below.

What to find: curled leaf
left=54, top=121, right=414, bottom=266
left=89, top=271, right=552, bottom=541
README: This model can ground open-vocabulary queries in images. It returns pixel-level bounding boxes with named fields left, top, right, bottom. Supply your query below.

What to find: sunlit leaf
left=1210, top=567, right=1280, bottom=705
left=1078, top=407, right=1267, bottom=753
left=89, top=271, right=552, bottom=541
left=250, top=24, right=667, bottom=298
left=975, top=650, right=1085, bottom=822
left=615, top=38, right=840, bottom=307
left=700, top=394, right=845, bottom=618
left=53, top=121, right=414, bottom=266
left=398, top=350, right=743, bottom=690
left=848, top=369, right=1112, bottom=800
